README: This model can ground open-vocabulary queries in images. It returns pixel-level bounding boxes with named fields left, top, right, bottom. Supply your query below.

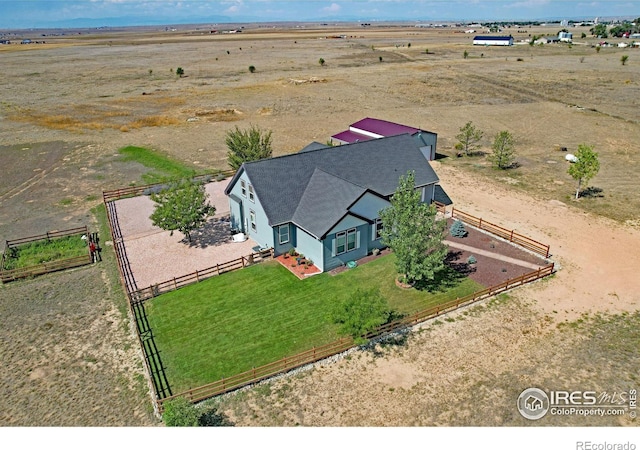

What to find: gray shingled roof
left=298, top=141, right=331, bottom=153
left=291, top=169, right=366, bottom=238
left=225, top=134, right=440, bottom=238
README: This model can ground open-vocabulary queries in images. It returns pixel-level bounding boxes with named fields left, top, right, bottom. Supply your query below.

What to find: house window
left=249, top=210, right=257, bottom=232
left=335, top=228, right=357, bottom=255
left=240, top=180, right=247, bottom=198
left=347, top=228, right=357, bottom=251
left=374, top=218, right=383, bottom=240
left=278, top=224, right=289, bottom=245
left=248, top=184, right=255, bottom=202
left=336, top=232, right=346, bottom=255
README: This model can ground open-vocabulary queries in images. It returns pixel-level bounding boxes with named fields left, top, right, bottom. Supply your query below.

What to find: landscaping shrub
left=450, top=220, right=468, bottom=238
left=331, top=287, right=392, bottom=344
left=162, top=397, right=199, bottom=426
left=467, top=255, right=477, bottom=265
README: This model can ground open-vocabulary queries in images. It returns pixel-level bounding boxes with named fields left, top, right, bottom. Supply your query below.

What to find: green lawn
left=2, top=235, right=88, bottom=270
left=118, top=145, right=202, bottom=184
left=146, top=254, right=482, bottom=393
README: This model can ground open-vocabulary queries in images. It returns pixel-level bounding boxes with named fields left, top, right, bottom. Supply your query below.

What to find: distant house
left=472, top=35, right=514, bottom=46
left=330, top=117, right=438, bottom=161
left=224, top=134, right=444, bottom=272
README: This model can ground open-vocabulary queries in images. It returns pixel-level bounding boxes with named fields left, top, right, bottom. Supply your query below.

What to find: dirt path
left=433, top=162, right=640, bottom=322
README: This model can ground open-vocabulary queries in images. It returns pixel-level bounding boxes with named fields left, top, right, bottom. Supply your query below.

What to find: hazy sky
left=0, top=0, right=637, bottom=29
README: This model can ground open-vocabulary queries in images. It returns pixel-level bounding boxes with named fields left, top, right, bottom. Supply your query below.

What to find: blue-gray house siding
left=226, top=171, right=273, bottom=249
left=224, top=134, right=445, bottom=274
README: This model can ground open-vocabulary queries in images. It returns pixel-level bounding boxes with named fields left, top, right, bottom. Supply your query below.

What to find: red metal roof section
left=331, top=130, right=374, bottom=143
left=351, top=117, right=421, bottom=136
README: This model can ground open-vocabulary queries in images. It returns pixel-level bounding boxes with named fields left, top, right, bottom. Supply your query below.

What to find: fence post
left=241, top=256, right=245, bottom=268
left=479, top=218, right=483, bottom=229
left=510, top=229, right=514, bottom=242
left=216, top=264, right=220, bottom=275
left=195, top=270, right=200, bottom=282
left=173, top=278, right=177, bottom=290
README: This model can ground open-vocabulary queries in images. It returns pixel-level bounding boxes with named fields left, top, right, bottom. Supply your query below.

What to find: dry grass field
left=0, top=23, right=639, bottom=427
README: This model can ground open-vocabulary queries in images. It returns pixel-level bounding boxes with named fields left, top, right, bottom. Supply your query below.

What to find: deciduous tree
left=568, top=144, right=600, bottom=199
left=379, top=171, right=448, bottom=285
left=150, top=179, right=215, bottom=243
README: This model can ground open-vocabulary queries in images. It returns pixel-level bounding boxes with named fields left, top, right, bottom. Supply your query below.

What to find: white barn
left=472, top=35, right=514, bottom=46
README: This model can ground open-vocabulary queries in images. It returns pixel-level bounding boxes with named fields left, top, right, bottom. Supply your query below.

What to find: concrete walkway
left=443, top=240, right=545, bottom=271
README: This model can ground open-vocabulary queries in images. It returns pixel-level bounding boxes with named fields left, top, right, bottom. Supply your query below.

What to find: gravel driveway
left=113, top=179, right=258, bottom=290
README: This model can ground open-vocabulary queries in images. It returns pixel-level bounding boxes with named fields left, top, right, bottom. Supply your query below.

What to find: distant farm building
left=558, top=31, right=573, bottom=43
left=472, top=36, right=514, bottom=46
left=330, top=117, right=437, bottom=161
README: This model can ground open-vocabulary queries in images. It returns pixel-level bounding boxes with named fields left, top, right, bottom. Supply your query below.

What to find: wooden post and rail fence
left=101, top=178, right=555, bottom=411
left=101, top=170, right=236, bottom=203
left=157, top=262, right=555, bottom=410
left=128, top=248, right=275, bottom=304
left=0, top=226, right=91, bottom=283
left=434, top=202, right=550, bottom=258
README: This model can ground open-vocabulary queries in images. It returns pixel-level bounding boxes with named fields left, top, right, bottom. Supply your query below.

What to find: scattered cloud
left=322, top=3, right=342, bottom=13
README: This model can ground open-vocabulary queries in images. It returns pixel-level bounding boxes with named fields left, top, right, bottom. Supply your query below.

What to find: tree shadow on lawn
left=413, top=251, right=475, bottom=293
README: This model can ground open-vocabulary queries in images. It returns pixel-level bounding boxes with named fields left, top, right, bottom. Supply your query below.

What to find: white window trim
left=374, top=218, right=383, bottom=241
left=278, top=224, right=289, bottom=245
left=240, top=179, right=247, bottom=198
left=335, top=228, right=357, bottom=255
left=335, top=231, right=346, bottom=255
left=347, top=228, right=357, bottom=251
left=248, top=184, right=255, bottom=202
left=249, top=210, right=257, bottom=232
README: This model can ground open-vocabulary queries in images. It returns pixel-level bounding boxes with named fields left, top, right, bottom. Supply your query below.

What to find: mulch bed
left=275, top=253, right=321, bottom=279
left=327, top=221, right=550, bottom=287
left=445, top=218, right=550, bottom=287
left=274, top=218, right=550, bottom=287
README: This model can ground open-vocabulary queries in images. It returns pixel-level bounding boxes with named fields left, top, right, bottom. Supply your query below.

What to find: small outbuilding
left=558, top=31, right=573, bottom=43
left=472, top=35, right=514, bottom=46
